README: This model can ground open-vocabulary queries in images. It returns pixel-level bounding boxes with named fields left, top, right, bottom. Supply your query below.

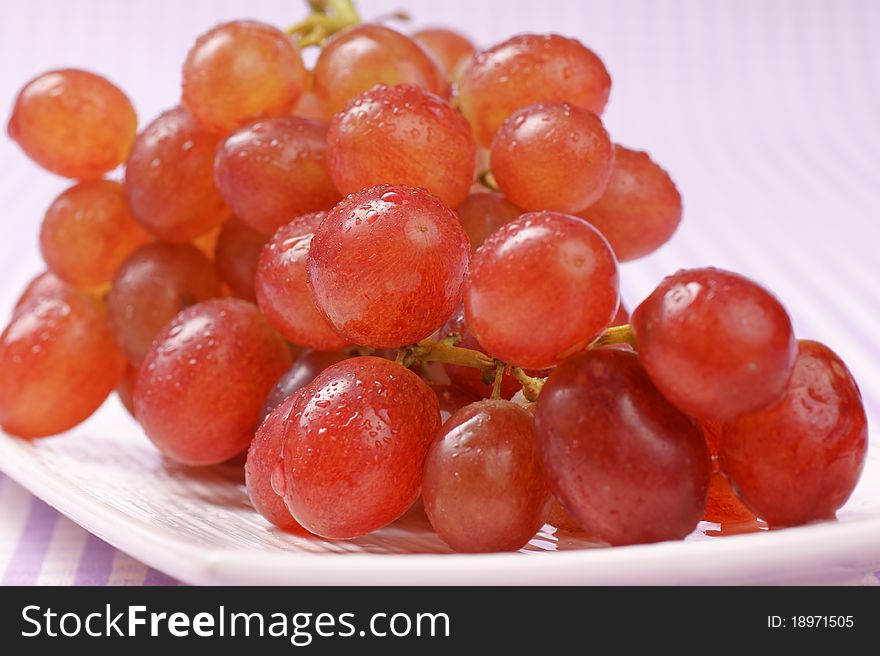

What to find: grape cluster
left=0, top=2, right=867, bottom=553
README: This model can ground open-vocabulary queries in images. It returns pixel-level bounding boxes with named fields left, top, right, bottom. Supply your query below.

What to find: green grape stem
left=288, top=0, right=361, bottom=47
left=403, top=324, right=637, bottom=400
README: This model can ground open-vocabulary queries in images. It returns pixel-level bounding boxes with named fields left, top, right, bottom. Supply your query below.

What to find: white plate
left=1, top=398, right=878, bottom=586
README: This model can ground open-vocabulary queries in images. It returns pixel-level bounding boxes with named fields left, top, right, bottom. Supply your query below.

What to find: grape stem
left=288, top=0, right=361, bottom=47
left=477, top=169, right=500, bottom=192
left=402, top=324, right=637, bottom=400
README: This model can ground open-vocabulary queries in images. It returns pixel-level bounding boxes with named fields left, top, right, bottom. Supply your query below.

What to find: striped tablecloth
left=1, top=0, right=878, bottom=585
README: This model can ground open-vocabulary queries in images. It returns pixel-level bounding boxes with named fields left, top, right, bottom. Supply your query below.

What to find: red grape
left=464, top=211, right=619, bottom=369
left=719, top=340, right=867, bottom=526
left=182, top=20, right=307, bottom=134
left=456, top=192, right=521, bottom=250
left=258, top=349, right=349, bottom=425
left=281, top=356, right=440, bottom=538
left=213, top=217, right=268, bottom=303
left=577, top=145, right=682, bottom=261
left=535, top=348, right=710, bottom=545
left=255, top=211, right=349, bottom=350
left=107, top=243, right=222, bottom=366
left=40, top=179, right=149, bottom=288
left=327, top=84, right=476, bottom=208
left=412, top=28, right=476, bottom=79
left=308, top=184, right=470, bottom=348
left=458, top=34, right=611, bottom=147
left=124, top=106, right=230, bottom=242
left=632, top=267, right=797, bottom=421
left=423, top=399, right=550, bottom=552
left=214, top=117, right=340, bottom=235
left=0, top=291, right=125, bottom=437
left=313, top=24, right=449, bottom=116
left=14, top=271, right=70, bottom=314
left=291, top=89, right=328, bottom=121
left=246, top=392, right=308, bottom=533
left=491, top=103, right=614, bottom=213
left=429, top=382, right=478, bottom=423
left=547, top=498, right=584, bottom=532
left=135, top=298, right=292, bottom=465
left=7, top=69, right=136, bottom=179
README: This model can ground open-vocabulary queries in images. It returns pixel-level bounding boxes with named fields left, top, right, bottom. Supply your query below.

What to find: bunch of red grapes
left=0, top=2, right=868, bottom=553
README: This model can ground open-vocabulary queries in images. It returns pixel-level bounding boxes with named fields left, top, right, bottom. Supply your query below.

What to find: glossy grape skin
left=14, top=271, right=70, bottom=314
left=632, top=268, right=797, bottom=422
left=440, top=306, right=537, bottom=399
left=182, top=20, right=307, bottom=134
left=577, top=145, right=682, bottom=261
left=429, top=383, right=478, bottom=423
left=458, top=34, right=611, bottom=147
left=281, top=356, right=440, bottom=538
left=547, top=498, right=583, bottom=532
left=313, top=24, right=450, bottom=116
left=246, top=392, right=308, bottom=533
left=116, top=363, right=139, bottom=418
left=7, top=69, right=136, bottom=179
left=719, top=340, right=867, bottom=526
left=308, top=185, right=470, bottom=348
left=423, top=400, right=550, bottom=552
left=328, top=84, right=476, bottom=208
left=535, top=348, right=710, bottom=546
left=704, top=471, right=756, bottom=524
left=412, top=28, right=476, bottom=79
left=465, top=211, right=619, bottom=369
left=255, top=212, right=349, bottom=351
left=258, top=349, right=349, bottom=425
left=107, top=243, right=222, bottom=366
left=213, top=218, right=268, bottom=303
left=214, top=117, right=340, bottom=235
left=40, top=180, right=149, bottom=288
left=456, top=192, right=521, bottom=250
left=491, top=103, right=614, bottom=213
left=124, top=107, right=230, bottom=243
left=0, top=291, right=125, bottom=438
left=135, top=298, right=292, bottom=466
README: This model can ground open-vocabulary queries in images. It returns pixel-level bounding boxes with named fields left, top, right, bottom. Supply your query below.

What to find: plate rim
left=2, top=434, right=879, bottom=586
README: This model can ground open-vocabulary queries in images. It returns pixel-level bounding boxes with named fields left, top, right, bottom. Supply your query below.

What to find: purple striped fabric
left=0, top=0, right=878, bottom=585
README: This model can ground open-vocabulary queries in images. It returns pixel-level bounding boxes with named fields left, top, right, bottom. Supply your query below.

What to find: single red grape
left=135, top=298, right=292, bottom=465
left=719, top=340, right=867, bottom=526
left=327, top=84, right=476, bottom=208
left=258, top=349, right=349, bottom=425
left=7, top=69, right=136, bottom=179
left=40, top=179, right=149, bottom=288
left=423, top=399, right=551, bottom=552
left=124, top=106, right=230, bottom=243
left=632, top=267, right=797, bottom=421
left=412, top=28, right=475, bottom=79
left=458, top=34, right=611, bottom=147
left=213, top=217, right=268, bottom=303
left=255, top=211, right=349, bottom=351
left=308, top=185, right=470, bottom=348
left=0, top=291, right=125, bottom=437
left=246, top=392, right=308, bottom=533
left=491, top=103, right=614, bottom=213
left=456, top=192, right=521, bottom=250
left=107, top=243, right=222, bottom=366
left=313, top=24, right=449, bottom=116
left=535, top=348, right=710, bottom=546
left=13, top=271, right=71, bottom=315
left=465, top=211, right=619, bottom=369
left=214, top=117, right=340, bottom=235
left=281, top=356, right=440, bottom=538
left=182, top=20, right=307, bottom=134
left=577, top=145, right=682, bottom=261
